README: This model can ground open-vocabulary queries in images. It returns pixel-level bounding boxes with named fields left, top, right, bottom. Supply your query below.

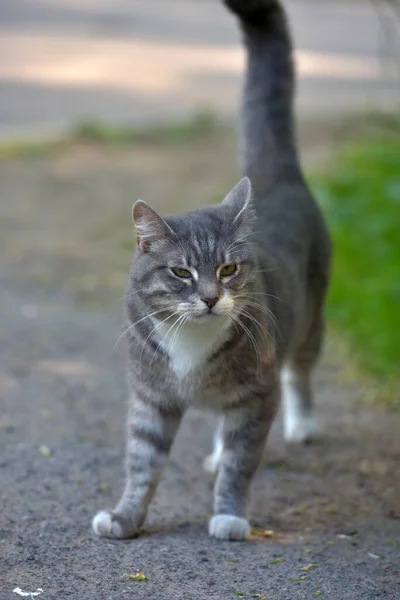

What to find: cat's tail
left=224, top=0, right=301, bottom=194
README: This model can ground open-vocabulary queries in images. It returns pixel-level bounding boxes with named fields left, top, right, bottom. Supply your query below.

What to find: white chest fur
left=154, top=316, right=230, bottom=378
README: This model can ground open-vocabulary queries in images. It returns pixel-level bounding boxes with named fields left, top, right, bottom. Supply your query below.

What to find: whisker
left=112, top=308, right=167, bottom=352
left=253, top=267, right=280, bottom=274
left=233, top=307, right=275, bottom=347
left=247, top=303, right=282, bottom=341
left=225, top=229, right=263, bottom=252
left=166, top=314, right=188, bottom=358
left=150, top=313, right=186, bottom=367
left=112, top=287, right=147, bottom=305
left=139, top=310, right=181, bottom=366
left=235, top=291, right=290, bottom=306
left=232, top=294, right=283, bottom=340
left=231, top=312, right=262, bottom=376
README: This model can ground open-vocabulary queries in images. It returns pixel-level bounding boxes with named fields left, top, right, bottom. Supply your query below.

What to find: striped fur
left=92, top=0, right=330, bottom=541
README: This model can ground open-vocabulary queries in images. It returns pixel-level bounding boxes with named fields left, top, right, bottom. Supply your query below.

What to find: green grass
left=0, top=137, right=69, bottom=160
left=0, top=110, right=226, bottom=159
left=73, top=110, right=225, bottom=145
left=311, top=123, right=400, bottom=407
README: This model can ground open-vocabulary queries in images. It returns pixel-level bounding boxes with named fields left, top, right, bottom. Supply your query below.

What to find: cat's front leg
left=92, top=394, right=182, bottom=539
left=209, top=386, right=278, bottom=541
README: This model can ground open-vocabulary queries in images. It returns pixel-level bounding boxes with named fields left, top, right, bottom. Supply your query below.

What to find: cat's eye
left=220, top=264, right=237, bottom=277
left=171, top=267, right=192, bottom=279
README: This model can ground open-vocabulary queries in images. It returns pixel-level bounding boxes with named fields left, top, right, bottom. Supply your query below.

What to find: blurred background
left=1, top=2, right=400, bottom=597
left=1, top=0, right=399, bottom=135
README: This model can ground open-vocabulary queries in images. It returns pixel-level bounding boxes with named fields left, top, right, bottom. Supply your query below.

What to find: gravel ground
left=0, top=138, right=399, bottom=600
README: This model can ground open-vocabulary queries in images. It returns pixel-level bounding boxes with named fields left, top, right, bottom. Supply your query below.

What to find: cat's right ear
left=132, top=200, right=170, bottom=251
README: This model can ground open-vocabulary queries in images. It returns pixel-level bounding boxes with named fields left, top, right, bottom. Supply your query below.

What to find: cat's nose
left=201, top=297, right=218, bottom=309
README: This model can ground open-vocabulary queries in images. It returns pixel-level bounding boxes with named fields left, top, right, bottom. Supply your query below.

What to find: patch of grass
left=301, top=563, right=318, bottom=572
left=0, top=137, right=69, bottom=160
left=311, top=122, right=400, bottom=408
left=270, top=557, right=284, bottom=564
left=73, top=110, right=225, bottom=146
left=0, top=109, right=226, bottom=160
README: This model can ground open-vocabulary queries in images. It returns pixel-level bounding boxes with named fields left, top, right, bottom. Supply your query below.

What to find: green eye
left=220, top=264, right=237, bottom=277
left=172, top=267, right=192, bottom=279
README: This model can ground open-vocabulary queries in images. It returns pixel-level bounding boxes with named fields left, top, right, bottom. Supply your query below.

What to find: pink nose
left=202, top=297, right=218, bottom=309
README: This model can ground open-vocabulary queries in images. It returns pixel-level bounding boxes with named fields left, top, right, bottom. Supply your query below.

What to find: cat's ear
left=222, top=176, right=254, bottom=226
left=132, top=200, right=170, bottom=251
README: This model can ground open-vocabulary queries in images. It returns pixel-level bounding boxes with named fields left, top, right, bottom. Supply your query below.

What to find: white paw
left=209, top=515, right=251, bottom=541
left=92, top=510, right=138, bottom=539
left=203, top=451, right=221, bottom=474
left=284, top=417, right=320, bottom=443
left=92, top=511, right=123, bottom=538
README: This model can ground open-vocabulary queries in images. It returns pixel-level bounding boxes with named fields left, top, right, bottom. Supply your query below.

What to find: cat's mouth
left=197, top=311, right=218, bottom=319
left=195, top=309, right=228, bottom=321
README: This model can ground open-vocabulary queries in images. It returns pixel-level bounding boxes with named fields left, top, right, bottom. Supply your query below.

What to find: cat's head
left=130, top=177, right=257, bottom=323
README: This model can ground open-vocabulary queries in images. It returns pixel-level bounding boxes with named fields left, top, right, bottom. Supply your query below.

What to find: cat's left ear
left=132, top=200, right=171, bottom=251
left=222, top=176, right=255, bottom=226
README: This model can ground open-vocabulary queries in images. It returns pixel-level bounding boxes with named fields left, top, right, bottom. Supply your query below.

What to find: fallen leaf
left=301, top=563, right=318, bottom=572
left=293, top=505, right=306, bottom=514
left=226, top=559, right=239, bottom=563
left=234, top=593, right=267, bottom=600
left=39, top=445, right=51, bottom=457
left=271, top=557, right=284, bottom=564
left=251, top=528, right=275, bottom=538
left=263, top=530, right=275, bottom=538
left=99, top=483, right=109, bottom=493
left=292, top=576, right=307, bottom=583
left=338, top=531, right=358, bottom=540
left=359, top=459, right=388, bottom=475
left=326, top=507, right=338, bottom=515
left=314, top=592, right=322, bottom=597
left=122, top=572, right=148, bottom=581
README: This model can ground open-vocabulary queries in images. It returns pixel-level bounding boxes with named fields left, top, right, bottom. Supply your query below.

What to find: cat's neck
left=153, top=315, right=232, bottom=378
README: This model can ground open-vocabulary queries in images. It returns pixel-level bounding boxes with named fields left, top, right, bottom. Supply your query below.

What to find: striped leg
left=92, top=395, right=182, bottom=538
left=209, top=387, right=278, bottom=540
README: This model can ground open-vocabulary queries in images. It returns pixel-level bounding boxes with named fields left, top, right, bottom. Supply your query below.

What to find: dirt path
left=0, top=131, right=399, bottom=599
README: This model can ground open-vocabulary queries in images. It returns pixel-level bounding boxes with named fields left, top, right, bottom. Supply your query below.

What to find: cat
left=92, top=0, right=331, bottom=541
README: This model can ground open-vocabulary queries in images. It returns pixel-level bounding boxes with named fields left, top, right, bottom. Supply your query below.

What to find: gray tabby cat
left=92, top=0, right=331, bottom=541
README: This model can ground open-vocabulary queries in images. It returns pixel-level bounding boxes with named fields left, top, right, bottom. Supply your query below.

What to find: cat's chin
left=194, top=312, right=227, bottom=323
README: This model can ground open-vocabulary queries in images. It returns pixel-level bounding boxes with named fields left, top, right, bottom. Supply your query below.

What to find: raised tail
left=224, top=0, right=301, bottom=194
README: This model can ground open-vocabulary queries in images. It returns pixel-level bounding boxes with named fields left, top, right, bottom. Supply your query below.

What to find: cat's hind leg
left=282, top=314, right=324, bottom=444
left=203, top=417, right=224, bottom=475
left=281, top=366, right=319, bottom=443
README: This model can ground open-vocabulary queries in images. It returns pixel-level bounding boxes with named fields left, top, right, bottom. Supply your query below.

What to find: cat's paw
left=92, top=510, right=139, bottom=539
left=284, top=417, right=320, bottom=444
left=209, top=515, right=251, bottom=541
